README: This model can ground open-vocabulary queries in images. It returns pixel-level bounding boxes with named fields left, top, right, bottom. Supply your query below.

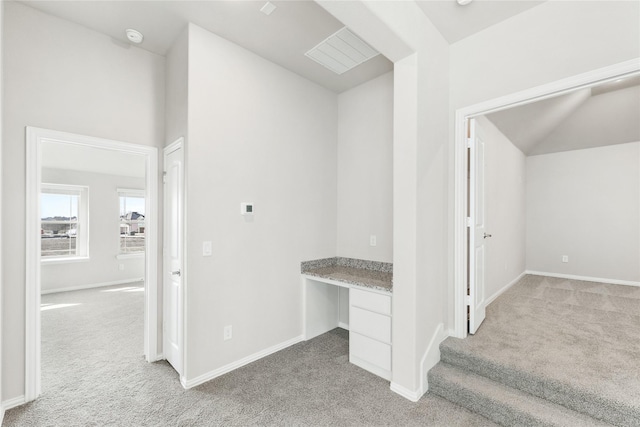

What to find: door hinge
left=467, top=137, right=473, bottom=149
left=466, top=217, right=472, bottom=227
left=162, top=171, right=167, bottom=184
left=465, top=295, right=471, bottom=306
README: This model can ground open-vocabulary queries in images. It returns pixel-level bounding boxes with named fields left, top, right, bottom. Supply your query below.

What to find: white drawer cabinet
left=349, top=288, right=392, bottom=380
left=350, top=288, right=391, bottom=315
left=350, top=306, right=391, bottom=343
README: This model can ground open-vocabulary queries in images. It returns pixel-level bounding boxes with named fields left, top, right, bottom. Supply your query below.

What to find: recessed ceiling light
left=260, top=1, right=277, bottom=16
left=457, top=0, right=473, bottom=5
left=125, top=29, right=144, bottom=44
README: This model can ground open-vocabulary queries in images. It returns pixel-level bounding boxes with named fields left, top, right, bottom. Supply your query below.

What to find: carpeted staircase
left=429, top=337, right=637, bottom=427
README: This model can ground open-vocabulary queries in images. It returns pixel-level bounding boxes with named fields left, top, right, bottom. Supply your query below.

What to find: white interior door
left=468, top=118, right=488, bottom=334
left=163, top=140, right=184, bottom=375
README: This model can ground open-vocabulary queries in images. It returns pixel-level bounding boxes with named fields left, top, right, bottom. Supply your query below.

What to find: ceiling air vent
left=305, top=27, right=379, bottom=75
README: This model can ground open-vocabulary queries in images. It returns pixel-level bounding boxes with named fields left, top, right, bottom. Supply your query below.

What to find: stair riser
left=440, top=346, right=638, bottom=427
left=429, top=372, right=552, bottom=427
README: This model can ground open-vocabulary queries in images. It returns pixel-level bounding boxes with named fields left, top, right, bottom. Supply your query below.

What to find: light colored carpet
left=432, top=274, right=640, bottom=426
left=4, top=284, right=495, bottom=427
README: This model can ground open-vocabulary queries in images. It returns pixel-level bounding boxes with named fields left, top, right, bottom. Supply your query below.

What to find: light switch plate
left=203, top=241, right=212, bottom=256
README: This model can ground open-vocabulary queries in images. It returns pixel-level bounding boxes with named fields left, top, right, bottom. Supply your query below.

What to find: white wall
left=319, top=0, right=451, bottom=398
left=2, top=1, right=164, bottom=401
left=526, top=142, right=640, bottom=283
left=40, top=168, right=145, bottom=293
left=184, top=24, right=337, bottom=382
left=337, top=71, right=393, bottom=262
left=449, top=0, right=640, bottom=328
left=165, top=28, right=188, bottom=147
left=477, top=116, right=526, bottom=301
left=450, top=1, right=640, bottom=109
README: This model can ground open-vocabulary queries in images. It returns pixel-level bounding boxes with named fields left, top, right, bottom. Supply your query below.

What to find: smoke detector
left=125, top=29, right=144, bottom=44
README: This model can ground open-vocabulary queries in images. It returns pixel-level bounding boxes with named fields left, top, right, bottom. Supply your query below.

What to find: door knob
left=171, top=270, right=181, bottom=276
left=483, top=233, right=492, bottom=239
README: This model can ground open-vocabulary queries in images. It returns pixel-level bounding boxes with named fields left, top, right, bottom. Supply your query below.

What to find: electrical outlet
left=370, top=235, right=377, bottom=246
left=224, top=325, right=232, bottom=341
left=562, top=255, right=569, bottom=263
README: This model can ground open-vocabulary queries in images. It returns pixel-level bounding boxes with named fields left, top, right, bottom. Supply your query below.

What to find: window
left=119, top=189, right=145, bottom=255
left=41, top=184, right=89, bottom=260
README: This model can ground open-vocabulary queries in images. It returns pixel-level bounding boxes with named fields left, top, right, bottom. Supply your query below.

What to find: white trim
left=390, top=381, right=421, bottom=403
left=453, top=58, right=640, bottom=339
left=485, top=271, right=527, bottom=307
left=525, top=271, right=640, bottom=288
left=301, top=274, right=392, bottom=296
left=117, top=188, right=145, bottom=196
left=116, top=253, right=144, bottom=260
left=338, top=321, right=349, bottom=330
left=25, top=127, right=41, bottom=402
left=2, top=395, right=26, bottom=411
left=419, top=323, right=447, bottom=395
left=41, top=256, right=90, bottom=265
left=40, top=278, right=144, bottom=295
left=25, top=126, right=160, bottom=401
left=181, top=335, right=304, bottom=389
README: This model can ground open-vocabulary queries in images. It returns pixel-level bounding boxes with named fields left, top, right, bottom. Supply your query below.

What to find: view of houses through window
left=41, top=184, right=87, bottom=258
left=119, top=190, right=145, bottom=254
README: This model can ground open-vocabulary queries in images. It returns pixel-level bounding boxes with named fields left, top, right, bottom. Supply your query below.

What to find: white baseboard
left=526, top=271, right=640, bottom=287
left=420, top=323, right=447, bottom=395
left=390, top=382, right=422, bottom=402
left=182, top=335, right=304, bottom=389
left=41, top=278, right=144, bottom=294
left=485, top=271, right=527, bottom=306
left=148, top=352, right=164, bottom=363
left=338, top=321, right=349, bottom=330
left=1, top=406, right=4, bottom=424
left=390, top=323, right=448, bottom=403
left=2, top=395, right=26, bottom=411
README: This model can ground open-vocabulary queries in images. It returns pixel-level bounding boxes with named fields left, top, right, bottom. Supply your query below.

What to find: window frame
left=40, top=183, right=89, bottom=263
left=117, top=188, right=146, bottom=259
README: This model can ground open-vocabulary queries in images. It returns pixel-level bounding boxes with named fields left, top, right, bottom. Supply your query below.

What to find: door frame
left=25, top=127, right=160, bottom=402
left=452, top=58, right=640, bottom=339
left=162, top=137, right=186, bottom=384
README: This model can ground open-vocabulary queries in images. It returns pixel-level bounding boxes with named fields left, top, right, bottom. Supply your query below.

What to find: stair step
left=429, top=363, right=610, bottom=427
left=440, top=339, right=640, bottom=426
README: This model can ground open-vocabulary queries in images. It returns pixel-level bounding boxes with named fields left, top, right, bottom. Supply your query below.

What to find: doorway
left=25, top=127, right=159, bottom=401
left=453, top=59, right=640, bottom=339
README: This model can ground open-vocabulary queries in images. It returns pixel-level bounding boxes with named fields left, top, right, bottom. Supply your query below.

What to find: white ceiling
left=416, top=0, right=545, bottom=43
left=42, top=142, right=147, bottom=178
left=20, top=0, right=550, bottom=93
left=20, top=0, right=394, bottom=93
left=486, top=76, right=640, bottom=156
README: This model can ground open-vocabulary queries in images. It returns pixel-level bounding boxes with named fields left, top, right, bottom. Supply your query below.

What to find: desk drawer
left=350, top=331, right=391, bottom=374
left=350, top=306, right=391, bottom=344
left=350, top=288, right=391, bottom=315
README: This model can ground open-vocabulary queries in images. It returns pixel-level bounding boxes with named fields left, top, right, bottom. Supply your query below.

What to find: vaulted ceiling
left=19, top=0, right=545, bottom=93
left=486, top=75, right=640, bottom=156
left=19, top=1, right=635, bottom=156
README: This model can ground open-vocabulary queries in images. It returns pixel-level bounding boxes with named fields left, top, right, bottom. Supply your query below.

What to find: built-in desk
left=301, top=257, right=393, bottom=380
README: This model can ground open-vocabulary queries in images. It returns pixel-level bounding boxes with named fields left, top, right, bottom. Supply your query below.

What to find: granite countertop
left=301, top=257, right=393, bottom=293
